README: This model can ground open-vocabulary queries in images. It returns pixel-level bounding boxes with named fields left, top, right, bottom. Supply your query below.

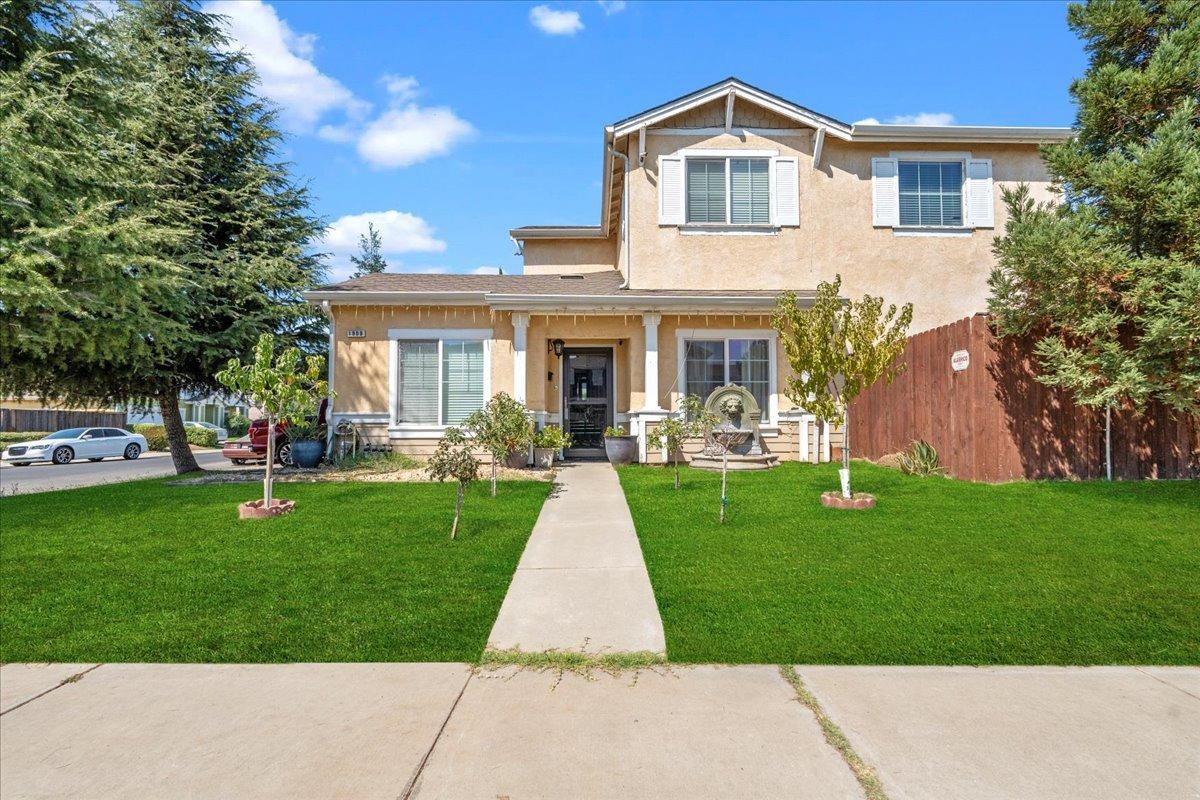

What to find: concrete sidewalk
left=2, top=663, right=1197, bottom=799
left=486, top=461, right=666, bottom=654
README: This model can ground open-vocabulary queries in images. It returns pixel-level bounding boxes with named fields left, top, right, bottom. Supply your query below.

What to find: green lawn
left=619, top=462, right=1200, bottom=665
left=1, top=478, right=551, bottom=663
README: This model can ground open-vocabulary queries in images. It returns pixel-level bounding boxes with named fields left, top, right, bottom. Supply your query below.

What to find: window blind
left=397, top=341, right=438, bottom=424
left=730, top=158, right=770, bottom=224
left=898, top=161, right=963, bottom=226
left=686, top=158, right=726, bottom=223
left=684, top=340, right=725, bottom=401
left=441, top=340, right=484, bottom=425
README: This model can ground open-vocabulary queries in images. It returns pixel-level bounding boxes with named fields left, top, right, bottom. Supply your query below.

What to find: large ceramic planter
left=533, top=447, right=556, bottom=468
left=505, top=449, right=528, bottom=469
left=291, top=439, right=324, bottom=469
left=604, top=435, right=638, bottom=465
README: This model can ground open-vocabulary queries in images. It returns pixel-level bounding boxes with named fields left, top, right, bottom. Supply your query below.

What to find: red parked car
left=221, top=400, right=327, bottom=466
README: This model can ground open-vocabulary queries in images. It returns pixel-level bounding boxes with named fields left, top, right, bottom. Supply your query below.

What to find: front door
left=562, top=348, right=613, bottom=458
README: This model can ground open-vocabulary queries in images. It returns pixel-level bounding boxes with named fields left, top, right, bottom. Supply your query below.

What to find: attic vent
left=559, top=274, right=585, bottom=280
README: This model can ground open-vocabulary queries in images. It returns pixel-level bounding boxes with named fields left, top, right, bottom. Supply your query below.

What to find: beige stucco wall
left=521, top=238, right=619, bottom=275
left=520, top=127, right=1054, bottom=334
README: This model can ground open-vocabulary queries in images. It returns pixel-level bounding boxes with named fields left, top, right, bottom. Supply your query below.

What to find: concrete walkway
left=2, top=663, right=1197, bottom=799
left=486, top=461, right=666, bottom=654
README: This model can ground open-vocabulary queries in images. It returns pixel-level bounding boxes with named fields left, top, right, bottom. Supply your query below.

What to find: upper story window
left=898, top=161, right=963, bottom=227
left=873, top=153, right=993, bottom=232
left=686, top=157, right=770, bottom=225
left=660, top=148, right=799, bottom=229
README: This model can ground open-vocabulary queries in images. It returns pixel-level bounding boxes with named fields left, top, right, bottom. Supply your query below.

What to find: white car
left=184, top=420, right=228, bottom=444
left=1, top=427, right=148, bottom=466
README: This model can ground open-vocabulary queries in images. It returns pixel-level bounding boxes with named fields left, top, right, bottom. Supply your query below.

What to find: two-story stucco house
left=305, top=78, right=1069, bottom=463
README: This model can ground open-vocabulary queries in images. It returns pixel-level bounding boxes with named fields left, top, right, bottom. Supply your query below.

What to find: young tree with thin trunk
left=648, top=394, right=717, bottom=489
left=350, top=222, right=388, bottom=277
left=773, top=276, right=912, bottom=499
left=465, top=392, right=533, bottom=497
left=216, top=334, right=327, bottom=511
left=426, top=427, right=480, bottom=539
left=988, top=0, right=1200, bottom=479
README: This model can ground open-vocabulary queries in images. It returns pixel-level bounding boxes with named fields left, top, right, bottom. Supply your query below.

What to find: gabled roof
left=511, top=77, right=1072, bottom=241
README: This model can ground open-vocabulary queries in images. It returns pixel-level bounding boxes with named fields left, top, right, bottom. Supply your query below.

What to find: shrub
left=648, top=395, right=718, bottom=490
left=898, top=440, right=947, bottom=477
left=603, top=425, right=627, bottom=437
left=184, top=426, right=218, bottom=448
left=132, top=424, right=168, bottom=450
left=426, top=427, right=480, bottom=539
left=0, top=432, right=49, bottom=445
left=225, top=413, right=251, bottom=439
left=533, top=424, right=572, bottom=450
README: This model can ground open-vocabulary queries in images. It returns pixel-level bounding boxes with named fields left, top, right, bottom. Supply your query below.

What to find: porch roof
left=303, top=270, right=814, bottom=313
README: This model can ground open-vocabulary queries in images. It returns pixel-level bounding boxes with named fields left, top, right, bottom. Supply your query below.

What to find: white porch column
left=641, top=312, right=664, bottom=411
left=511, top=312, right=530, bottom=405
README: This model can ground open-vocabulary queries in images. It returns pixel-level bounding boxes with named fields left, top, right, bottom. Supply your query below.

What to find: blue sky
left=203, top=0, right=1086, bottom=281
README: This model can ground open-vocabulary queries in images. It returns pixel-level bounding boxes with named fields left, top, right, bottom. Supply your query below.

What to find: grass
left=0, top=431, right=49, bottom=445
left=0, top=476, right=551, bottom=663
left=618, top=462, right=1200, bottom=665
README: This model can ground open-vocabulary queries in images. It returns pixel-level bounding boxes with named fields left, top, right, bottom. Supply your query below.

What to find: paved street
left=1, top=662, right=1196, bottom=799
left=0, top=449, right=232, bottom=496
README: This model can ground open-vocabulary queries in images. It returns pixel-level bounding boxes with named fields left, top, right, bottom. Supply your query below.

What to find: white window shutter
left=966, top=158, right=994, bottom=228
left=871, top=157, right=899, bottom=227
left=659, top=155, right=685, bottom=225
left=772, top=157, right=800, bottom=226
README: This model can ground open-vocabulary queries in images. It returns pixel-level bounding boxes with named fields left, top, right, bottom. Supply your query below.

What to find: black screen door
left=562, top=348, right=613, bottom=456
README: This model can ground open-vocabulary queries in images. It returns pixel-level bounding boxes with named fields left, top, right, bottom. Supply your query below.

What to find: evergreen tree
left=350, top=222, right=388, bottom=277
left=1, top=0, right=325, bottom=474
left=989, top=0, right=1200, bottom=463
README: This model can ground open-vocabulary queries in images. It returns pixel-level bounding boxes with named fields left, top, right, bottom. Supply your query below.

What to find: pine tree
left=350, top=222, right=388, bottom=277
left=1, top=0, right=325, bottom=474
left=988, top=0, right=1200, bottom=475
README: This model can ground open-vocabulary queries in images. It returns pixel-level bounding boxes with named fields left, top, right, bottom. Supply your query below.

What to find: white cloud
left=205, top=0, right=368, bottom=133
left=597, top=0, right=626, bottom=14
left=357, top=105, right=475, bottom=169
left=472, top=265, right=505, bottom=275
left=381, top=74, right=420, bottom=103
left=855, top=112, right=957, bottom=127
left=321, top=211, right=449, bottom=282
left=324, top=210, right=447, bottom=256
left=530, top=5, right=584, bottom=35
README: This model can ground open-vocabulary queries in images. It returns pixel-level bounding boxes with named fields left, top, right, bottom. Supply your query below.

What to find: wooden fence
left=849, top=314, right=1199, bottom=482
left=1, top=408, right=127, bottom=433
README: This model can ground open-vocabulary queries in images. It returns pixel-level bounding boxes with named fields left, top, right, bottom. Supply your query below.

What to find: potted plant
left=532, top=424, right=571, bottom=468
left=603, top=425, right=638, bottom=465
left=285, top=416, right=324, bottom=469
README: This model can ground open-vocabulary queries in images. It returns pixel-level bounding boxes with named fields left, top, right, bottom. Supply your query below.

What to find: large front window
left=395, top=338, right=485, bottom=426
left=898, top=160, right=963, bottom=227
left=686, top=157, right=770, bottom=224
left=683, top=337, right=771, bottom=415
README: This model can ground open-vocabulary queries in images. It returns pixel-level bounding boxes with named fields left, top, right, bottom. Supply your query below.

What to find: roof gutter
left=608, top=144, right=631, bottom=289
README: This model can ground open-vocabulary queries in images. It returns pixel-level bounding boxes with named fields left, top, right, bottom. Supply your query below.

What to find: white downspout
left=609, top=146, right=631, bottom=289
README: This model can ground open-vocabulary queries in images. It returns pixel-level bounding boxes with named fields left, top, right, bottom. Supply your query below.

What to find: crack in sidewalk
left=0, top=664, right=104, bottom=717
left=397, top=668, right=473, bottom=800
left=779, top=665, right=890, bottom=800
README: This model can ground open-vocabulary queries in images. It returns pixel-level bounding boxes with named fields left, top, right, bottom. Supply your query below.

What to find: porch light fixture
left=551, top=339, right=565, bottom=357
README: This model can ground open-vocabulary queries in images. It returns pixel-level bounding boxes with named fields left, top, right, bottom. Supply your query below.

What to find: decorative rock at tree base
left=820, top=491, right=876, bottom=510
left=238, top=499, right=296, bottom=519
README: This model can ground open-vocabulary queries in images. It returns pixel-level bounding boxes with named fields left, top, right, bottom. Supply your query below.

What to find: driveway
left=1, top=663, right=1196, bottom=799
left=0, top=449, right=232, bottom=496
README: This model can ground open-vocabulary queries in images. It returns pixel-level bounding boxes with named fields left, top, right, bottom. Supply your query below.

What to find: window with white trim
left=683, top=337, right=770, bottom=414
left=685, top=156, right=771, bottom=225
left=395, top=338, right=486, bottom=425
left=898, top=160, right=963, bottom=227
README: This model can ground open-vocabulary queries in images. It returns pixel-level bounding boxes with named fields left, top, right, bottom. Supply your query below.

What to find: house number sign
left=346, top=328, right=366, bottom=339
left=951, top=350, right=970, bottom=371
